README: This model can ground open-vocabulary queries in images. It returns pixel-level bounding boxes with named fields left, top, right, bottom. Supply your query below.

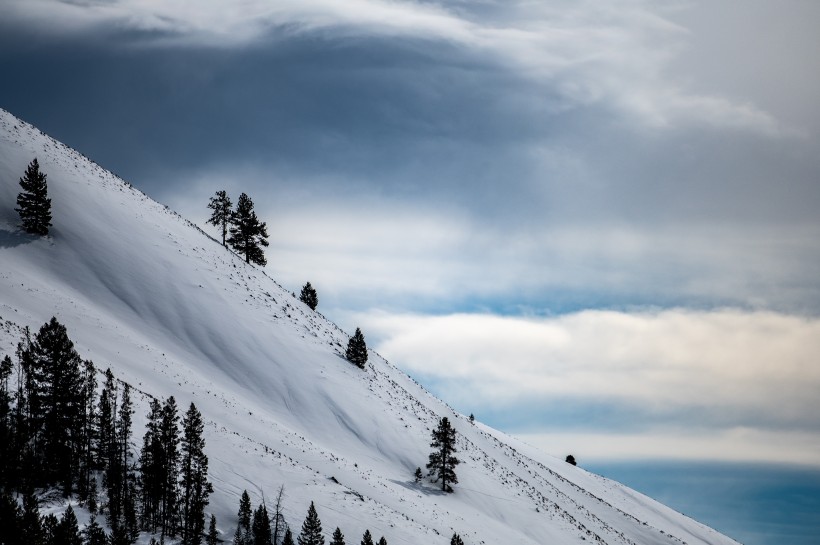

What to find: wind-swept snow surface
left=0, top=108, right=740, bottom=545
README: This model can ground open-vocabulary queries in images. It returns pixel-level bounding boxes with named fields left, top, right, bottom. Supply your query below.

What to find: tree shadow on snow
left=389, top=479, right=449, bottom=497
left=0, top=226, right=40, bottom=248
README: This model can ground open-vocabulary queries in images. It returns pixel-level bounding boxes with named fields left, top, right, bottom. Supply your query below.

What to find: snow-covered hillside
left=0, top=108, right=740, bottom=545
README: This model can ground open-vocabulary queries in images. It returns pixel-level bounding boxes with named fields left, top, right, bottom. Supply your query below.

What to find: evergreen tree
left=413, top=467, right=422, bottom=483
left=299, top=282, right=318, bottom=310
left=16, top=158, right=52, bottom=235
left=97, top=368, right=117, bottom=471
left=252, top=503, right=273, bottom=545
left=56, top=505, right=83, bottom=545
left=377, top=538, right=387, bottom=545
left=0, top=355, right=13, bottom=489
left=42, top=513, right=59, bottom=545
left=140, top=398, right=164, bottom=532
left=283, top=528, right=295, bottom=545
left=110, top=383, right=137, bottom=541
left=84, top=515, right=108, bottom=545
left=207, top=514, right=219, bottom=545
left=360, top=530, right=373, bottom=545
left=25, top=317, right=84, bottom=494
left=20, top=492, right=44, bottom=545
left=450, top=534, right=464, bottom=545
left=206, top=190, right=233, bottom=247
left=77, top=359, right=98, bottom=503
left=330, top=527, right=345, bottom=545
left=13, top=328, right=35, bottom=492
left=236, top=490, right=253, bottom=543
left=296, top=501, right=324, bottom=545
left=0, top=489, right=23, bottom=545
left=228, top=192, right=269, bottom=266
left=426, top=417, right=460, bottom=492
left=181, top=403, right=213, bottom=545
left=345, top=328, right=368, bottom=369
left=159, top=396, right=181, bottom=539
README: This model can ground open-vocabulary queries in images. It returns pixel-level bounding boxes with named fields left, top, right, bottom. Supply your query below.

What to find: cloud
left=519, top=428, right=820, bottom=465
left=348, top=308, right=820, bottom=463
left=1, top=0, right=784, bottom=135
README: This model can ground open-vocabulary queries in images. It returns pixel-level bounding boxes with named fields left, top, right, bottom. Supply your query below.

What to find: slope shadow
left=0, top=227, right=38, bottom=248
left=389, top=479, right=448, bottom=496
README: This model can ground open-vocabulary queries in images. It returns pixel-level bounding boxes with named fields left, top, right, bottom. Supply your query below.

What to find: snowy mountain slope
left=0, top=108, right=741, bottom=545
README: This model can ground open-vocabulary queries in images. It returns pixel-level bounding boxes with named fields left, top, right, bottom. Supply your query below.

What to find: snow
left=0, top=108, right=741, bottom=545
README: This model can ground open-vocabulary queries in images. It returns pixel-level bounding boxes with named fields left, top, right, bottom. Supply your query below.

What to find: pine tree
left=140, top=398, right=164, bottom=532
left=97, top=368, right=118, bottom=477
left=111, top=383, right=138, bottom=542
left=56, top=505, right=83, bottom=545
left=283, top=528, right=295, bottom=545
left=377, top=538, right=387, bottom=545
left=426, top=417, right=460, bottom=492
left=207, top=514, right=219, bottom=545
left=77, top=359, right=97, bottom=503
left=181, top=403, right=213, bottom=545
left=0, top=490, right=23, bottom=544
left=345, top=328, right=368, bottom=369
left=237, top=490, right=253, bottom=543
left=206, top=190, right=233, bottom=247
left=0, top=355, right=13, bottom=489
left=299, top=282, right=318, bottom=310
left=16, top=158, right=52, bottom=235
left=330, top=527, right=345, bottom=545
left=360, top=530, right=374, bottom=545
left=159, top=396, right=181, bottom=539
left=450, top=534, right=464, bottom=545
left=25, top=317, right=84, bottom=494
left=252, top=503, right=273, bottom=545
left=297, top=501, right=324, bottom=545
left=42, top=513, right=59, bottom=545
left=84, top=515, right=108, bottom=545
left=20, top=492, right=44, bottom=545
left=413, top=467, right=423, bottom=483
left=228, top=192, right=269, bottom=266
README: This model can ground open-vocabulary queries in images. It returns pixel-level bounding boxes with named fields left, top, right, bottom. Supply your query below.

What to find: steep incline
left=0, top=108, right=740, bottom=545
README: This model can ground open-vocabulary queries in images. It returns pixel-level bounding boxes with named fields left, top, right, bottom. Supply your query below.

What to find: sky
left=1, top=0, right=819, bottom=469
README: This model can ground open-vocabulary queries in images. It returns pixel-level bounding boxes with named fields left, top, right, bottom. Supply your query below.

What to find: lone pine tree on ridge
left=16, top=158, right=52, bottom=235
left=427, top=417, right=460, bottom=492
left=228, top=192, right=269, bottom=266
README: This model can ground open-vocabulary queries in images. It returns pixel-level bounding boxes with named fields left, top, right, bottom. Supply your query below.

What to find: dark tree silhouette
left=345, top=328, right=368, bottom=369
left=181, top=403, right=213, bottom=545
left=16, top=158, right=52, bottom=235
left=360, top=530, right=374, bottom=545
left=228, top=193, right=269, bottom=266
left=297, top=501, right=324, bottom=545
left=427, top=417, right=460, bottom=492
left=299, top=282, right=318, bottom=311
left=451, top=533, right=464, bottom=545
left=206, top=190, right=233, bottom=247
left=565, top=454, right=577, bottom=466
left=331, top=527, right=346, bottom=545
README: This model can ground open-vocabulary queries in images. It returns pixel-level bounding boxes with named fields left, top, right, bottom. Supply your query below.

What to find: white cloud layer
left=352, top=308, right=820, bottom=463
left=3, top=0, right=785, bottom=134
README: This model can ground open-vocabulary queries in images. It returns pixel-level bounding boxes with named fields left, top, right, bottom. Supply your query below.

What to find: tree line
left=0, top=318, right=211, bottom=544
left=231, top=493, right=466, bottom=545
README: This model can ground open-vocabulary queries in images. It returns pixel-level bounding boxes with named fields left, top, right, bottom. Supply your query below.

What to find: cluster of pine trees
left=207, top=190, right=270, bottom=266
left=0, top=318, right=211, bottom=544
left=231, top=494, right=406, bottom=545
